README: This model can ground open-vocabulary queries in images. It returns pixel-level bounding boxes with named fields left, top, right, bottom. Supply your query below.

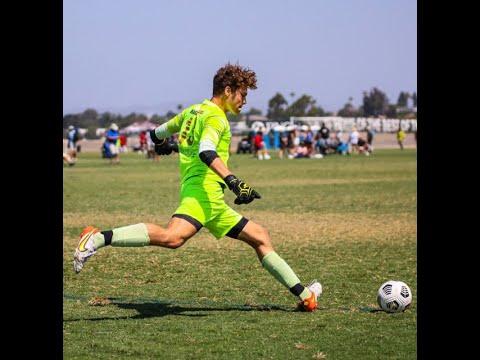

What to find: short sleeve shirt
left=163, top=99, right=231, bottom=185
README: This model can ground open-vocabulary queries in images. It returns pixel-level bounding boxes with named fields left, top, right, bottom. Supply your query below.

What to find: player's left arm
left=198, top=116, right=261, bottom=205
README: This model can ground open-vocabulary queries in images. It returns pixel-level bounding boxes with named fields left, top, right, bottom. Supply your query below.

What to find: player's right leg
left=73, top=216, right=199, bottom=273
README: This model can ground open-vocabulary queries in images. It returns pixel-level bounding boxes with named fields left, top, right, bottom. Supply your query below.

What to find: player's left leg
left=210, top=212, right=320, bottom=311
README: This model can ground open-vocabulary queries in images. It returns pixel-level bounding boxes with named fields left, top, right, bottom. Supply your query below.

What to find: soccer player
left=73, top=64, right=321, bottom=311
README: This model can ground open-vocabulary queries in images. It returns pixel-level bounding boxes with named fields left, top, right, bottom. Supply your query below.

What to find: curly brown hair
left=212, top=63, right=257, bottom=96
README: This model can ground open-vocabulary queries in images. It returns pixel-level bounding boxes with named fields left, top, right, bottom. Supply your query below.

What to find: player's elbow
left=199, top=150, right=219, bottom=167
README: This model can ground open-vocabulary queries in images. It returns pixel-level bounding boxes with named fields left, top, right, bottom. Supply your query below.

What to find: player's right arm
left=149, top=113, right=183, bottom=155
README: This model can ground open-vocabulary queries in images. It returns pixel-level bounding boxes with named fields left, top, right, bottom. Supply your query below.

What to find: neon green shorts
left=174, top=177, right=243, bottom=239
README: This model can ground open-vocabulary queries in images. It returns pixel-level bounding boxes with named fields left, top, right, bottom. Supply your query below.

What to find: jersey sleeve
left=199, top=115, right=226, bottom=151
left=154, top=112, right=184, bottom=139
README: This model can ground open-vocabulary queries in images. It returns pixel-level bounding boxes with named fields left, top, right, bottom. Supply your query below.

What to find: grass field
left=63, top=150, right=417, bottom=359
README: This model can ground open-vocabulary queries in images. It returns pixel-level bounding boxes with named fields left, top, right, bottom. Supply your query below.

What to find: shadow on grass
left=64, top=299, right=295, bottom=322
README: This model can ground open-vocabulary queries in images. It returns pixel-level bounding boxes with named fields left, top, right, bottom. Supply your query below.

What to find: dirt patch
left=64, top=210, right=416, bottom=249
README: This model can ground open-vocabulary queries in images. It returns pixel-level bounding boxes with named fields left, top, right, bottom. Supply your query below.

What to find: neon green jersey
left=163, top=99, right=231, bottom=185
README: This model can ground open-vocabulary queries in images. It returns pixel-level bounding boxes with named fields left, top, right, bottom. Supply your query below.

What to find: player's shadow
left=64, top=300, right=294, bottom=322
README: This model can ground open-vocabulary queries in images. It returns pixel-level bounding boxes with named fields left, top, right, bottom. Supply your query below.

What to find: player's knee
left=166, top=239, right=185, bottom=249
left=255, top=225, right=271, bottom=247
left=164, top=234, right=186, bottom=249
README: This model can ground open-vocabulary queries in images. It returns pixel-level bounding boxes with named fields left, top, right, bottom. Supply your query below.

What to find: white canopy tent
left=121, top=121, right=159, bottom=135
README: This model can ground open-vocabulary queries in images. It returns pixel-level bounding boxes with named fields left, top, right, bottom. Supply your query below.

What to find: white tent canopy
left=121, top=121, right=159, bottom=135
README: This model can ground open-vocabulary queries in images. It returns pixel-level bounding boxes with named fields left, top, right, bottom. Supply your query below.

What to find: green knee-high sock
left=261, top=251, right=312, bottom=300
left=92, top=223, right=150, bottom=249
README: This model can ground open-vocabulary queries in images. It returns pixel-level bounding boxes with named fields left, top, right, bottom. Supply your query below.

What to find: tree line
left=64, top=88, right=416, bottom=138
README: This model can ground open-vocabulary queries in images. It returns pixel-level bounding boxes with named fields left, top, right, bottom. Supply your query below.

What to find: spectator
left=315, top=123, right=330, bottom=155
left=146, top=128, right=159, bottom=161
left=357, top=137, right=371, bottom=156
left=104, top=123, right=120, bottom=164
left=66, top=125, right=80, bottom=163
left=119, top=133, right=128, bottom=153
left=254, top=130, right=271, bottom=160
left=294, top=141, right=310, bottom=158
left=325, top=133, right=340, bottom=155
left=348, top=126, right=359, bottom=154
left=278, top=130, right=289, bottom=159
left=319, top=122, right=330, bottom=142
left=397, top=127, right=406, bottom=150
left=63, top=152, right=75, bottom=166
left=139, top=130, right=148, bottom=153
left=337, top=141, right=349, bottom=155
left=366, top=125, right=376, bottom=153
left=237, top=136, right=252, bottom=154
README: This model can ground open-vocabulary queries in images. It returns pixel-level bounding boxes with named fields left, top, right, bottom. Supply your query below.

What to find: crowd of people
left=238, top=123, right=376, bottom=160
left=65, top=122, right=411, bottom=166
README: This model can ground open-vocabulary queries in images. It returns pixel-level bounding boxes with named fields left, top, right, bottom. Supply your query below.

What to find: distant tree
left=98, top=112, right=120, bottom=128
left=386, top=104, right=398, bottom=118
left=362, top=88, right=389, bottom=117
left=165, top=110, right=176, bottom=119
left=246, top=107, right=263, bottom=116
left=338, top=97, right=357, bottom=117
left=63, top=113, right=81, bottom=128
left=85, top=125, right=99, bottom=139
left=412, top=92, right=417, bottom=107
left=306, top=104, right=325, bottom=116
left=150, top=114, right=167, bottom=125
left=286, top=94, right=324, bottom=117
left=177, top=104, right=183, bottom=111
left=397, top=92, right=410, bottom=107
left=267, top=92, right=289, bottom=120
left=80, top=109, right=99, bottom=127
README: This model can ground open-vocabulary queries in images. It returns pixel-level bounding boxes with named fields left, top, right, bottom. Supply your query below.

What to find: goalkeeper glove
left=149, top=130, right=178, bottom=155
left=223, top=174, right=261, bottom=205
left=154, top=139, right=178, bottom=155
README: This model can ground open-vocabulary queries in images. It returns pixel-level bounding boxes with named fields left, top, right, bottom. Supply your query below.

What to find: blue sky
left=63, top=0, right=417, bottom=115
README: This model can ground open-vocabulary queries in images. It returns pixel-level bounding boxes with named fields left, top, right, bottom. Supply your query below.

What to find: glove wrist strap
left=149, top=130, right=165, bottom=145
left=223, top=174, right=237, bottom=189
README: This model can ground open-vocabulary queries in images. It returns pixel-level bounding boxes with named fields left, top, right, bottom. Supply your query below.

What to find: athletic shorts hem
left=172, top=214, right=203, bottom=231
left=225, top=217, right=249, bottom=239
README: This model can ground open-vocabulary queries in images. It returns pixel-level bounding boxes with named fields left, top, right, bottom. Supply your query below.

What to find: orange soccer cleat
left=298, top=280, right=322, bottom=312
left=73, top=226, right=100, bottom=274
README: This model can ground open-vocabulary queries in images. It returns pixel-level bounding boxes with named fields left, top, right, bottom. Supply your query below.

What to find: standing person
left=105, top=123, right=120, bottom=164
left=63, top=152, right=75, bottom=166
left=366, top=125, right=375, bottom=154
left=73, top=63, right=321, bottom=312
left=66, top=125, right=79, bottom=164
left=397, top=127, right=406, bottom=150
left=139, top=130, right=148, bottom=153
left=348, top=126, right=359, bottom=154
left=146, top=127, right=160, bottom=161
left=119, top=133, right=128, bottom=153
left=254, top=130, right=271, bottom=160
left=318, top=122, right=330, bottom=154
left=278, top=129, right=289, bottom=159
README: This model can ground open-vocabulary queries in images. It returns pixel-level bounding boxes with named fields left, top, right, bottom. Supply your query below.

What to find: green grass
left=64, top=150, right=416, bottom=359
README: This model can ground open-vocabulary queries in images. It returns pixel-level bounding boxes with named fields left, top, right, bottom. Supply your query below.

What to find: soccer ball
left=377, top=280, right=412, bottom=313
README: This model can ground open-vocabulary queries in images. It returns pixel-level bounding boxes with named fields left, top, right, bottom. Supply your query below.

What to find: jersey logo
left=179, top=114, right=198, bottom=146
